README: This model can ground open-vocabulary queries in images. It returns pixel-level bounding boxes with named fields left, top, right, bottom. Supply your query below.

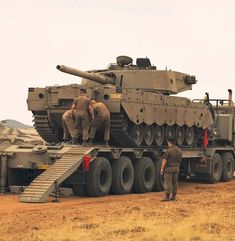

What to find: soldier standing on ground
left=160, top=137, right=182, bottom=201
left=88, top=100, right=110, bottom=147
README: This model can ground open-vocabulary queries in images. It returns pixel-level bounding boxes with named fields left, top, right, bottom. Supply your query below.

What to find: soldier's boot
left=161, top=194, right=170, bottom=202
left=82, top=140, right=89, bottom=147
left=71, top=138, right=78, bottom=145
left=105, top=141, right=109, bottom=148
left=170, top=193, right=176, bottom=201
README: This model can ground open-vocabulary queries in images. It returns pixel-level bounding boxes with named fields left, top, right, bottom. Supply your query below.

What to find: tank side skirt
left=121, top=89, right=213, bottom=128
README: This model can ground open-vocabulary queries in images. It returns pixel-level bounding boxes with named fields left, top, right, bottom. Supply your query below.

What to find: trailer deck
left=0, top=143, right=234, bottom=203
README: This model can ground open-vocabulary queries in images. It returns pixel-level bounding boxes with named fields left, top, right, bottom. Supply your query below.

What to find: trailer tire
left=153, top=158, right=164, bottom=192
left=86, top=157, right=112, bottom=197
left=72, top=184, right=88, bottom=196
left=134, top=157, right=155, bottom=193
left=206, top=153, right=222, bottom=183
left=178, top=172, right=188, bottom=181
left=111, top=156, right=134, bottom=194
left=221, top=152, right=234, bottom=182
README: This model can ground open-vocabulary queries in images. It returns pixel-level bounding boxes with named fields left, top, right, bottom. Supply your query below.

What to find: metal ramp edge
left=19, top=146, right=93, bottom=203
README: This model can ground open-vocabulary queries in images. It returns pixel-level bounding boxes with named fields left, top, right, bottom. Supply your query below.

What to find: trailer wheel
left=221, top=152, right=234, bottom=182
left=206, top=153, right=222, bottom=183
left=72, top=184, right=88, bottom=196
left=111, top=156, right=134, bottom=194
left=134, top=157, right=155, bottom=193
left=86, top=157, right=112, bottom=197
left=153, top=157, right=164, bottom=192
left=178, top=172, right=188, bottom=181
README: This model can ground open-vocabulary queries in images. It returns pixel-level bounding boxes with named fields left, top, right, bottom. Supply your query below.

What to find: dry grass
left=0, top=181, right=234, bottom=241
left=26, top=206, right=234, bottom=241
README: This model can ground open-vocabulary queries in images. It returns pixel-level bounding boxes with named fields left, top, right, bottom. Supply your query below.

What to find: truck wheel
left=153, top=157, right=164, bottom=191
left=221, top=152, right=234, bottom=181
left=178, top=172, right=188, bottom=181
left=206, top=153, right=222, bottom=183
left=133, top=157, right=155, bottom=193
left=72, top=184, right=88, bottom=196
left=86, top=157, right=112, bottom=197
left=111, top=156, right=134, bottom=194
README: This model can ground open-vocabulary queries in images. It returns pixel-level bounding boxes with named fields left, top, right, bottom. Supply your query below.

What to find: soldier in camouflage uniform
left=88, top=100, right=110, bottom=147
left=160, top=137, right=182, bottom=201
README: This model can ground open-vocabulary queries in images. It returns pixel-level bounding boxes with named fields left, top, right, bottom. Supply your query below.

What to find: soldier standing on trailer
left=62, top=109, right=78, bottom=144
left=160, top=137, right=182, bottom=201
left=72, top=88, right=90, bottom=146
left=88, top=100, right=110, bottom=148
left=62, top=88, right=90, bottom=145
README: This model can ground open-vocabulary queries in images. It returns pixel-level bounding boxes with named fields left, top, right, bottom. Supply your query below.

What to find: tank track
left=33, top=114, right=57, bottom=143
left=33, top=112, right=202, bottom=148
left=110, top=113, right=138, bottom=147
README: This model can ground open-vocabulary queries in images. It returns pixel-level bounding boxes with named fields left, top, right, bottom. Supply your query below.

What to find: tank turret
left=28, top=56, right=213, bottom=147
left=57, top=57, right=197, bottom=95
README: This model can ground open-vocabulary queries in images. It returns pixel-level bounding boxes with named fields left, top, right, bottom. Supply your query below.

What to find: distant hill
left=0, top=119, right=33, bottom=129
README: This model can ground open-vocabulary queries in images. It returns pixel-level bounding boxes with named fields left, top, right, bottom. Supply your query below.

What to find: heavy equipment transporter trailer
left=0, top=143, right=234, bottom=203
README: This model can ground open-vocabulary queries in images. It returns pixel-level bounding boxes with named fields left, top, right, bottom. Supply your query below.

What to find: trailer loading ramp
left=19, top=146, right=93, bottom=203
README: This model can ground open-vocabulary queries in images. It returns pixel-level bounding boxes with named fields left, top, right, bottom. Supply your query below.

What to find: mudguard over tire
left=86, top=157, right=112, bottom=197
left=206, top=153, right=222, bottom=183
left=133, top=157, right=155, bottom=193
left=221, top=152, right=234, bottom=182
left=111, top=156, right=134, bottom=194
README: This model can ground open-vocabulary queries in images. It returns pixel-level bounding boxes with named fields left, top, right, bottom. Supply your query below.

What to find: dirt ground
left=0, top=179, right=234, bottom=241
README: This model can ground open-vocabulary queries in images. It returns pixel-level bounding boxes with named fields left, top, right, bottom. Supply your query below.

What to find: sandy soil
left=0, top=179, right=234, bottom=241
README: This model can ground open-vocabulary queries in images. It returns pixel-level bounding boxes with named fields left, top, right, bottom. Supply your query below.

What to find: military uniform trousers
left=75, top=111, right=89, bottom=141
left=62, top=110, right=78, bottom=139
left=89, top=114, right=110, bottom=141
left=164, top=166, right=180, bottom=195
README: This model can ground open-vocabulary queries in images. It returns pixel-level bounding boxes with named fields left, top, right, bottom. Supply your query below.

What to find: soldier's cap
left=80, top=88, right=87, bottom=93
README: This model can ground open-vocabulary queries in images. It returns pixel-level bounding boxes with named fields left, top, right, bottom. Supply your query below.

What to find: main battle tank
left=27, top=56, right=213, bottom=147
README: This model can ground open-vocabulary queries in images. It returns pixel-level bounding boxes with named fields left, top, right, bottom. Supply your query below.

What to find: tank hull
left=28, top=86, right=213, bottom=147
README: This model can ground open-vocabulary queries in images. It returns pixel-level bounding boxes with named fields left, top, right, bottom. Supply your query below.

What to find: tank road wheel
left=165, top=125, right=175, bottom=143
left=144, top=125, right=154, bottom=146
left=176, top=126, right=185, bottom=146
left=153, top=157, right=165, bottom=192
left=154, top=125, right=164, bottom=146
left=130, top=124, right=144, bottom=146
left=185, top=126, right=195, bottom=146
left=111, top=156, right=134, bottom=194
left=86, top=157, right=112, bottom=197
left=206, top=153, right=222, bottom=183
left=133, top=157, right=155, bottom=193
left=221, top=152, right=234, bottom=181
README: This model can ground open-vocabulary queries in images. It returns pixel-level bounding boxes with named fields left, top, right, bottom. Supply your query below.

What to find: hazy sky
left=0, top=0, right=234, bottom=125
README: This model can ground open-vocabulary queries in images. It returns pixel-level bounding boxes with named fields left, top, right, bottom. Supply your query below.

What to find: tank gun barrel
left=57, top=65, right=115, bottom=85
